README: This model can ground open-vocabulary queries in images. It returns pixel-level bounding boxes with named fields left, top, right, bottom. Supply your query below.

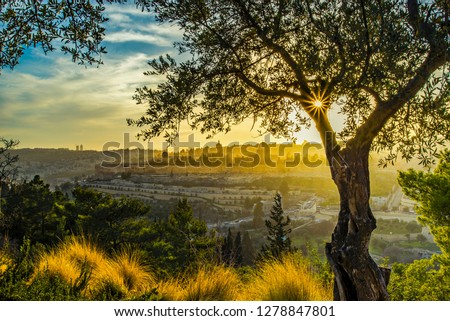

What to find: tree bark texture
left=325, top=146, right=390, bottom=300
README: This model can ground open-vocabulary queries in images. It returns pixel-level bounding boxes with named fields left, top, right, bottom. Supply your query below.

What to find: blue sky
left=0, top=3, right=333, bottom=151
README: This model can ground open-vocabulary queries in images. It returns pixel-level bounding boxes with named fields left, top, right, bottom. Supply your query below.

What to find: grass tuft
left=155, top=279, right=185, bottom=300
left=28, top=238, right=332, bottom=301
left=109, top=249, right=155, bottom=295
left=245, top=253, right=333, bottom=301
left=182, top=265, right=242, bottom=301
left=59, top=236, right=107, bottom=271
left=34, top=250, right=82, bottom=286
left=33, top=237, right=155, bottom=299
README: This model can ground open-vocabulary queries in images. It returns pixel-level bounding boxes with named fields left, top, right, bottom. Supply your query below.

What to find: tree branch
left=360, top=85, right=383, bottom=106
left=232, top=0, right=312, bottom=95
left=353, top=48, right=449, bottom=149
left=355, top=0, right=372, bottom=88
left=328, top=26, right=347, bottom=94
left=235, top=71, right=302, bottom=100
left=305, top=1, right=346, bottom=95
left=273, top=0, right=285, bottom=38
left=407, top=0, right=438, bottom=47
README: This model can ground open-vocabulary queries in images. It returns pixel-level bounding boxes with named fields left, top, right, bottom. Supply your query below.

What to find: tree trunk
left=325, top=145, right=390, bottom=300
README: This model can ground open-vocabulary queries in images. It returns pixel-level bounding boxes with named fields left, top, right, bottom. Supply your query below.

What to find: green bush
left=0, top=239, right=86, bottom=300
left=388, top=257, right=450, bottom=300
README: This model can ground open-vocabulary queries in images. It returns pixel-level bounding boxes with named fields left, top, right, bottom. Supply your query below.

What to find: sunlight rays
left=304, top=87, right=331, bottom=120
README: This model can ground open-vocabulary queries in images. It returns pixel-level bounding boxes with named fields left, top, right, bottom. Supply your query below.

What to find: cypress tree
left=261, top=192, right=292, bottom=260
left=234, top=231, right=243, bottom=267
left=241, top=230, right=255, bottom=266
left=221, top=228, right=234, bottom=266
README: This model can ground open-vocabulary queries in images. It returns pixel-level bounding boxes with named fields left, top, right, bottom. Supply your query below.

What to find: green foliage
left=221, top=228, right=234, bottom=266
left=0, top=238, right=84, bottom=300
left=389, top=257, right=450, bottom=300
left=241, top=230, right=256, bottom=266
left=142, top=199, right=217, bottom=276
left=305, top=244, right=334, bottom=288
left=0, top=180, right=152, bottom=250
left=0, top=0, right=112, bottom=73
left=70, top=186, right=152, bottom=249
left=374, top=218, right=422, bottom=235
left=398, top=150, right=450, bottom=258
left=243, top=196, right=261, bottom=210
left=260, top=192, right=292, bottom=260
left=220, top=229, right=243, bottom=267
left=0, top=175, right=67, bottom=245
left=234, top=231, right=243, bottom=267
left=389, top=150, right=450, bottom=300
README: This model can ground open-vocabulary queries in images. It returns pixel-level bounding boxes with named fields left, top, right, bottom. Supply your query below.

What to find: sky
left=0, top=3, right=342, bottom=151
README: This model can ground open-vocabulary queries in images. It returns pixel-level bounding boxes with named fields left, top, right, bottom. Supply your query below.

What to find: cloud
left=107, top=12, right=132, bottom=24
left=102, top=2, right=183, bottom=46
left=0, top=3, right=183, bottom=149
left=0, top=3, right=322, bottom=150
left=133, top=22, right=183, bottom=39
left=104, top=30, right=173, bottom=46
left=0, top=46, right=170, bottom=149
left=104, top=3, right=152, bottom=17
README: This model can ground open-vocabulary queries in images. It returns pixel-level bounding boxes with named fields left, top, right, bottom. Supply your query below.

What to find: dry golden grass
left=155, top=279, right=185, bottom=300
left=31, top=238, right=332, bottom=301
left=244, top=253, right=333, bottom=301
left=107, top=249, right=155, bottom=295
left=182, top=265, right=242, bottom=300
left=59, top=236, right=107, bottom=271
left=33, top=237, right=155, bottom=299
left=34, top=250, right=82, bottom=286
left=154, top=265, right=242, bottom=301
left=88, top=262, right=129, bottom=299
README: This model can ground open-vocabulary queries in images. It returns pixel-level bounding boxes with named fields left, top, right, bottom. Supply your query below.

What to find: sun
left=313, top=100, right=323, bottom=108
left=303, top=84, right=331, bottom=119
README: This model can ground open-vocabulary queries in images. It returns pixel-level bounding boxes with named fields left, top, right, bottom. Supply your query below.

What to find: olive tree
left=129, top=0, right=449, bottom=300
left=1, top=0, right=448, bottom=300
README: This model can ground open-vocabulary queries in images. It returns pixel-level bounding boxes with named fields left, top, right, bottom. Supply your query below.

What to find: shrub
left=388, top=257, right=450, bottom=300
left=0, top=250, right=10, bottom=276
left=58, top=236, right=107, bottom=271
left=245, top=253, right=332, bottom=301
left=33, top=237, right=155, bottom=300
left=94, top=248, right=154, bottom=299
left=182, top=266, right=242, bottom=301
left=154, top=279, right=185, bottom=301
left=34, top=250, right=85, bottom=286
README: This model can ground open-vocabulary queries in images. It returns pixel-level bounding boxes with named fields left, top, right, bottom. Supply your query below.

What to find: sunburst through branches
left=303, top=88, right=330, bottom=120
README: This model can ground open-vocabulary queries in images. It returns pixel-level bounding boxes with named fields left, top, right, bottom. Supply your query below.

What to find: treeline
left=2, top=147, right=450, bottom=301
left=0, top=176, right=312, bottom=277
left=0, top=175, right=249, bottom=277
left=0, top=175, right=334, bottom=300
